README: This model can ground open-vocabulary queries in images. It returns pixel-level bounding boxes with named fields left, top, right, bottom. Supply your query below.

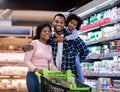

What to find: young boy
left=54, top=13, right=86, bottom=82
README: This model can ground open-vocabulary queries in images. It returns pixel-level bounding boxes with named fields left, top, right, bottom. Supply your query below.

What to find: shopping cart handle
left=70, top=87, right=90, bottom=91
left=35, top=71, right=41, bottom=83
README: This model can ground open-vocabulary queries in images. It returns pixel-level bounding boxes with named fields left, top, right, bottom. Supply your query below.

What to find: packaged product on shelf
left=1, top=66, right=28, bottom=75
left=1, top=79, right=10, bottom=88
left=109, top=41, right=117, bottom=52
left=98, top=78, right=112, bottom=91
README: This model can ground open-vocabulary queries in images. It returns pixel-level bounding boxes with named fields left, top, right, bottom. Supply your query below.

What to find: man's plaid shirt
left=50, top=29, right=89, bottom=75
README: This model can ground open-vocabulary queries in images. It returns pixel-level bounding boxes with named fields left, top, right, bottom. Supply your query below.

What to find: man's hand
left=22, top=44, right=34, bottom=52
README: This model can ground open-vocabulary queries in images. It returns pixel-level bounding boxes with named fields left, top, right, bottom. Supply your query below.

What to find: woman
left=24, top=23, right=58, bottom=92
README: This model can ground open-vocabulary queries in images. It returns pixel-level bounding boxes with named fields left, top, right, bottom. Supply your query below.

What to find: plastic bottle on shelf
left=100, top=11, right=104, bottom=19
left=117, top=7, right=120, bottom=17
left=103, top=45, right=109, bottom=54
left=113, top=56, right=118, bottom=73
left=94, top=14, right=96, bottom=22
left=110, top=7, right=118, bottom=21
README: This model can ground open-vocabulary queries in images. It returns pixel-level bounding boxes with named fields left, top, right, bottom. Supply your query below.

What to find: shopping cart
left=40, top=70, right=91, bottom=92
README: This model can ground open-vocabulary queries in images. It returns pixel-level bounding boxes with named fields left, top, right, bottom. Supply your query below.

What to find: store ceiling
left=0, top=0, right=93, bottom=26
left=0, top=0, right=93, bottom=12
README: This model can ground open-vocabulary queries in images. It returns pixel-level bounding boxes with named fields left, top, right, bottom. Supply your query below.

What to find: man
left=50, top=13, right=89, bottom=82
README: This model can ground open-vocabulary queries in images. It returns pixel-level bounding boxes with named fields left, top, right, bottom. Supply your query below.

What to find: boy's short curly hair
left=66, top=13, right=83, bottom=30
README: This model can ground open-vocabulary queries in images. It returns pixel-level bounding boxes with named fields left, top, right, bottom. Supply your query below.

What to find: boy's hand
left=58, top=37, right=65, bottom=42
left=55, top=33, right=61, bottom=38
left=53, top=34, right=66, bottom=42
left=53, top=38, right=64, bottom=42
left=53, top=38, right=59, bottom=42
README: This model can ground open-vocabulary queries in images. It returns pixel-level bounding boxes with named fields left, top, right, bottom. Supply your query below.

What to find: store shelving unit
left=79, top=2, right=120, bottom=75
left=0, top=26, right=33, bottom=92
left=0, top=53, right=28, bottom=92
left=84, top=17, right=120, bottom=60
left=78, top=2, right=120, bottom=91
left=82, top=21, right=120, bottom=77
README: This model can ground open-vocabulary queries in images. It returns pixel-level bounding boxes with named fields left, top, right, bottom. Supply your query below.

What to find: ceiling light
left=78, top=7, right=97, bottom=17
left=78, top=0, right=118, bottom=18
left=1, top=9, right=13, bottom=19
left=96, top=0, right=117, bottom=9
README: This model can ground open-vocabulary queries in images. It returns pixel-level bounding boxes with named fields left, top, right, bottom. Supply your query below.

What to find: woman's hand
left=34, top=68, right=43, bottom=74
left=61, top=70, right=66, bottom=74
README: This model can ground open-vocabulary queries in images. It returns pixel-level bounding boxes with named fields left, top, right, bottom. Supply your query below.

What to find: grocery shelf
left=80, top=17, right=120, bottom=34
left=86, top=33, right=120, bottom=46
left=87, top=51, right=120, bottom=60
left=80, top=26, right=100, bottom=34
left=0, top=50, right=24, bottom=53
left=0, top=88, right=27, bottom=92
left=84, top=72, right=120, bottom=78
left=0, top=75, right=26, bottom=79
left=0, top=61, right=25, bottom=66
